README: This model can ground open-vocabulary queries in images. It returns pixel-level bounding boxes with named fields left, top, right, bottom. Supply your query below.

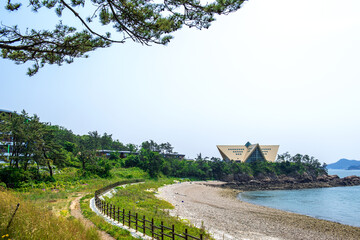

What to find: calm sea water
left=238, top=170, right=360, bottom=227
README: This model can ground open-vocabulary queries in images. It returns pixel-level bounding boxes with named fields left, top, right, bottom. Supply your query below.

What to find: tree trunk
left=23, top=154, right=29, bottom=170
left=47, top=160, right=53, bottom=177
left=35, top=160, right=40, bottom=172
left=43, top=152, right=53, bottom=177
left=82, top=159, right=85, bottom=170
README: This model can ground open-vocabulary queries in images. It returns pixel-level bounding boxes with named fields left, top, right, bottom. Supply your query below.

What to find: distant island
left=326, top=158, right=360, bottom=170
left=348, top=165, right=360, bottom=170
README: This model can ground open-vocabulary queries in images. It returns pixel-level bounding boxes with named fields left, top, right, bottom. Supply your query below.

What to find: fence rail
left=94, top=180, right=203, bottom=240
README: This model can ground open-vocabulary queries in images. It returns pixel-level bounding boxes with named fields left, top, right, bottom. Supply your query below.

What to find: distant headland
left=327, top=158, right=360, bottom=170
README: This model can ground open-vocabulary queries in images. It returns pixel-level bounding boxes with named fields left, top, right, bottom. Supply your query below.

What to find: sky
left=1, top=0, right=360, bottom=164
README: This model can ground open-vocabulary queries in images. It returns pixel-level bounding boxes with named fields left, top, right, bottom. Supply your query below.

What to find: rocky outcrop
left=215, top=173, right=360, bottom=191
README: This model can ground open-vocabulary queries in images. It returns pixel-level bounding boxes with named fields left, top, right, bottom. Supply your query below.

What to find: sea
left=237, top=169, right=360, bottom=227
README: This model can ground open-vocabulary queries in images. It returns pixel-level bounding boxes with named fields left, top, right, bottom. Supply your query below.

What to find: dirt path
left=158, top=181, right=360, bottom=240
left=70, top=194, right=115, bottom=240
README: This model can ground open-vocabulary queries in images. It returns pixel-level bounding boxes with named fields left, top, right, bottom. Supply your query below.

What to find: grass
left=0, top=167, right=149, bottom=239
left=80, top=194, right=139, bottom=240
left=1, top=167, right=212, bottom=240
left=106, top=179, right=212, bottom=239
left=0, top=189, right=100, bottom=240
left=15, top=167, right=149, bottom=217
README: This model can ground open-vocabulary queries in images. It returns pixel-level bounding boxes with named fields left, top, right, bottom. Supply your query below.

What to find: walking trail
left=70, top=194, right=115, bottom=240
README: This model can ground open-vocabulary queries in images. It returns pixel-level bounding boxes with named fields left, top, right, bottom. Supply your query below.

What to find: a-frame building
left=217, top=142, right=279, bottom=162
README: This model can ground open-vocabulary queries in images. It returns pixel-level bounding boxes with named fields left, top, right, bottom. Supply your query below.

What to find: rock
left=262, top=177, right=272, bottom=183
left=249, top=180, right=262, bottom=185
left=222, top=174, right=235, bottom=182
left=234, top=173, right=254, bottom=182
left=327, top=175, right=340, bottom=180
left=221, top=172, right=360, bottom=191
left=343, top=175, right=359, bottom=181
left=281, top=176, right=296, bottom=183
left=316, top=176, right=328, bottom=182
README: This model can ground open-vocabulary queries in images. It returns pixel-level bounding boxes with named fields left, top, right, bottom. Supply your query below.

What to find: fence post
left=161, top=221, right=164, bottom=240
left=111, top=205, right=114, bottom=220
left=143, top=215, right=146, bottom=236
left=172, top=225, right=175, bottom=240
left=123, top=209, right=125, bottom=226
left=106, top=203, right=109, bottom=216
left=117, top=207, right=120, bottom=223
left=185, top=229, right=188, bottom=240
left=6, top=203, right=20, bottom=230
left=136, top=213, right=138, bottom=232
left=200, top=234, right=203, bottom=240
left=151, top=218, right=154, bottom=238
left=113, top=205, right=116, bottom=221
left=129, top=210, right=131, bottom=228
left=109, top=204, right=112, bottom=219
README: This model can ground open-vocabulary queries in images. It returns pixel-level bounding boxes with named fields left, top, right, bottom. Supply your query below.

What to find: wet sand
left=157, top=181, right=360, bottom=240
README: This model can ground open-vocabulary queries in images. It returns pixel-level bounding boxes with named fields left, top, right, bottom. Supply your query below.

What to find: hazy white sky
left=1, top=0, right=360, bottom=164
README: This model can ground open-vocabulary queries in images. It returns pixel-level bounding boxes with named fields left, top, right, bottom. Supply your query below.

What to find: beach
left=157, top=181, right=360, bottom=240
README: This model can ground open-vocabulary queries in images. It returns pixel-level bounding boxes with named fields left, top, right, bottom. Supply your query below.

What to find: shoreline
left=157, top=181, right=360, bottom=240
left=218, top=174, right=360, bottom=192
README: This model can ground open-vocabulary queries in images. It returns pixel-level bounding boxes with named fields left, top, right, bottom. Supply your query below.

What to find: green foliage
left=0, top=110, right=141, bottom=188
left=0, top=190, right=100, bottom=240
left=139, top=149, right=164, bottom=178
left=1, top=23, right=109, bottom=76
left=124, top=149, right=164, bottom=178
left=106, top=179, right=210, bottom=239
left=123, top=154, right=140, bottom=168
left=83, top=157, right=112, bottom=178
left=0, top=167, right=149, bottom=239
left=0, top=167, right=54, bottom=188
left=1, top=109, right=327, bottom=189
left=141, top=140, right=173, bottom=153
left=64, top=141, right=76, bottom=153
left=123, top=149, right=327, bottom=181
left=80, top=194, right=137, bottom=240
left=1, top=0, right=246, bottom=75
left=0, top=110, right=68, bottom=177
left=109, top=168, right=146, bottom=181
left=277, top=152, right=327, bottom=176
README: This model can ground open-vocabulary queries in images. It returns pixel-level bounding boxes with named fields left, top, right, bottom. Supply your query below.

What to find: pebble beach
left=157, top=181, right=360, bottom=240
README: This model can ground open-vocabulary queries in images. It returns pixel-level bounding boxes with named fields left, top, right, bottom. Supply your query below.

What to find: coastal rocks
left=234, top=173, right=254, bottom=182
left=217, top=173, right=360, bottom=191
left=280, top=176, right=296, bottom=183
left=327, top=175, right=340, bottom=180
left=342, top=175, right=360, bottom=185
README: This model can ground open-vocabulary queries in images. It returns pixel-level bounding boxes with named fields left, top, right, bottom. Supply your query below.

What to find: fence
left=94, top=180, right=204, bottom=240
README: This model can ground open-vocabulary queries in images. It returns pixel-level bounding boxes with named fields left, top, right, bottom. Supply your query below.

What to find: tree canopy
left=1, top=0, right=245, bottom=76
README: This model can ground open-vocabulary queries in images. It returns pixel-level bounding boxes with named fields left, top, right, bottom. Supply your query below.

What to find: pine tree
left=1, top=0, right=245, bottom=75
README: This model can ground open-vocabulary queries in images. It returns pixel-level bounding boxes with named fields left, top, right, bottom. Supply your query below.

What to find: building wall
left=217, top=144, right=279, bottom=162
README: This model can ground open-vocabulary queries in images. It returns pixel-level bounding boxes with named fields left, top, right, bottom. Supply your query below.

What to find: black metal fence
left=94, top=180, right=204, bottom=240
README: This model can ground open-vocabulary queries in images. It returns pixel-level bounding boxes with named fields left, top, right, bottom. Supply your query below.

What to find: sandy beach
left=157, top=181, right=360, bottom=240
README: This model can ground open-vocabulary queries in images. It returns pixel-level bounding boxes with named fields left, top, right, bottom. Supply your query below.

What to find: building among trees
left=96, top=149, right=185, bottom=160
left=0, top=109, right=13, bottom=162
left=217, top=142, right=279, bottom=163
